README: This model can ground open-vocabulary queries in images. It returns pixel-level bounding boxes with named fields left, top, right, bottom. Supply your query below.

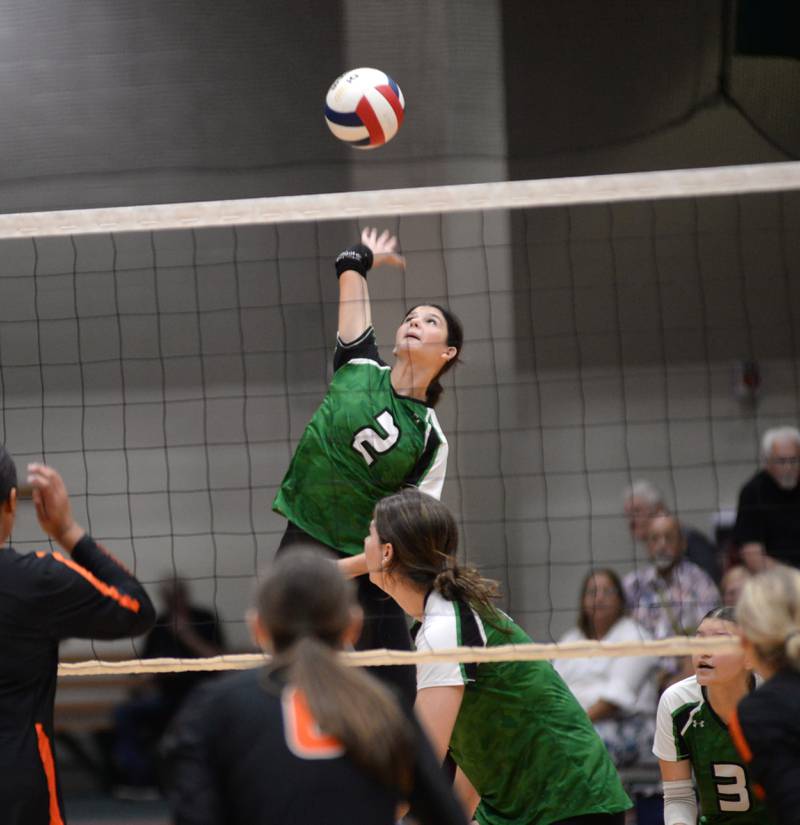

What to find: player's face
left=693, top=618, right=747, bottom=686
left=364, top=519, right=386, bottom=585
left=394, top=306, right=452, bottom=362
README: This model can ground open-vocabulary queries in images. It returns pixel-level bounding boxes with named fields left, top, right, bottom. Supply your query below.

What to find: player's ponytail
left=257, top=549, right=414, bottom=793
left=375, top=489, right=503, bottom=625
left=736, top=565, right=800, bottom=672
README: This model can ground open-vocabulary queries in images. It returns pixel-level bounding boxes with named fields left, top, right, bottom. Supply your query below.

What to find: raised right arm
left=336, top=227, right=404, bottom=343
left=338, top=268, right=372, bottom=343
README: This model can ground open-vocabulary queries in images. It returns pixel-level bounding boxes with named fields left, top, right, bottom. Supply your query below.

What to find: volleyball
left=324, top=67, right=405, bottom=150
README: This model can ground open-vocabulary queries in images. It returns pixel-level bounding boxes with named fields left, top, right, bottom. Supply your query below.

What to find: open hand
left=361, top=227, right=405, bottom=269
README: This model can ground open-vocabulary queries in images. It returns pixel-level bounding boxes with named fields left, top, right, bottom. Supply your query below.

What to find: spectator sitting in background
left=623, top=479, right=720, bottom=583
left=554, top=569, right=658, bottom=768
left=720, top=564, right=751, bottom=608
left=624, top=514, right=719, bottom=689
left=112, top=577, right=225, bottom=793
left=734, top=426, right=800, bottom=572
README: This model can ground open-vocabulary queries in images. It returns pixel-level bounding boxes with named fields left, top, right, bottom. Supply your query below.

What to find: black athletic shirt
left=731, top=668, right=800, bottom=825
left=164, top=667, right=468, bottom=825
left=734, top=470, right=800, bottom=567
left=0, top=534, right=155, bottom=825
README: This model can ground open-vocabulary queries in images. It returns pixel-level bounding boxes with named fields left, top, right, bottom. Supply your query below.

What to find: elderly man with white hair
left=734, top=426, right=800, bottom=571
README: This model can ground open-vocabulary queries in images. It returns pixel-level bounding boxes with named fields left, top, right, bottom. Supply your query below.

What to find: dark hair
left=701, top=606, right=737, bottom=625
left=257, top=548, right=414, bottom=793
left=577, top=568, right=627, bottom=639
left=404, top=303, right=463, bottom=407
left=0, top=447, right=18, bottom=505
left=374, top=489, right=502, bottom=624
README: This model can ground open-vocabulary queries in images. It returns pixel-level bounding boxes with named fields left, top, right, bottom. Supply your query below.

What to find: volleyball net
left=1, top=161, right=798, bottom=675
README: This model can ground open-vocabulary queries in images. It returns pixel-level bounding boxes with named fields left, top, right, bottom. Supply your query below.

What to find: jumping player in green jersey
left=361, top=489, right=631, bottom=825
left=653, top=607, right=774, bottom=825
left=273, top=228, right=463, bottom=704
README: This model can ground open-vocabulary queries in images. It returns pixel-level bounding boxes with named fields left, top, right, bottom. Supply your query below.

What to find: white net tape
left=58, top=636, right=741, bottom=677
left=1, top=162, right=799, bottom=239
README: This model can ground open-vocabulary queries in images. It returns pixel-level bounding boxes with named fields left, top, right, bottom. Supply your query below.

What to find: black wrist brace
left=335, top=244, right=373, bottom=279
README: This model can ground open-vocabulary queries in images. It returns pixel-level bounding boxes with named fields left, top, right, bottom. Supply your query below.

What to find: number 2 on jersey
left=351, top=410, right=399, bottom=465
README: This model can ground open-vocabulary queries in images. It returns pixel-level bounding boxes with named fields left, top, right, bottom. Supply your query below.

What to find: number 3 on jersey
left=713, top=763, right=750, bottom=812
left=351, top=410, right=399, bottom=465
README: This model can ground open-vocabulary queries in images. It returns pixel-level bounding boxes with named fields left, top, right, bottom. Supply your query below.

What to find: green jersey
left=414, top=591, right=631, bottom=825
left=273, top=328, right=447, bottom=555
left=653, top=676, right=774, bottom=824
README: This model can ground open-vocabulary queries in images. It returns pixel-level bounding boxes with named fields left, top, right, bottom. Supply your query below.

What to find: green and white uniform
left=414, top=590, right=631, bottom=825
left=653, top=675, right=773, bottom=824
left=273, top=328, right=448, bottom=556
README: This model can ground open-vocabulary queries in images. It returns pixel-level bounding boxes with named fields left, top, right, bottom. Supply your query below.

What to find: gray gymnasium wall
left=0, top=1, right=798, bottom=652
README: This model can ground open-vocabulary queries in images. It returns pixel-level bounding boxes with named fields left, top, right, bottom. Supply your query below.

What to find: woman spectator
left=554, top=569, right=658, bottom=767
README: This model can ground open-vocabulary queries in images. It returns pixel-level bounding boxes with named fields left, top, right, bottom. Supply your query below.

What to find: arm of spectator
left=594, top=638, right=658, bottom=716
left=586, top=699, right=620, bottom=722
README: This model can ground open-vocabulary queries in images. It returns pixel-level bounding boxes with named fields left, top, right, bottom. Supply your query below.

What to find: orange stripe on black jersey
left=729, top=709, right=766, bottom=801
left=729, top=707, right=753, bottom=762
left=35, top=724, right=65, bottom=825
left=35, top=550, right=141, bottom=613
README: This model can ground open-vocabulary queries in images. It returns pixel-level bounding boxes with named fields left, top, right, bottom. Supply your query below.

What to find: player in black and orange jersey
left=163, top=548, right=467, bottom=825
left=731, top=566, right=800, bottom=825
left=0, top=449, right=155, bottom=825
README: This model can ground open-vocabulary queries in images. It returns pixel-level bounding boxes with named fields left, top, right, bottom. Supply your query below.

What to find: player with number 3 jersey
left=653, top=607, right=774, bottom=825
left=273, top=227, right=463, bottom=704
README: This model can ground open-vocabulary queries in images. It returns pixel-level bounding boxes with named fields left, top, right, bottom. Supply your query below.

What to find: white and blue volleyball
left=324, top=67, right=405, bottom=149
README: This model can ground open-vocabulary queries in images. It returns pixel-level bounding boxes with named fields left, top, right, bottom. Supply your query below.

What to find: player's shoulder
left=187, top=668, right=277, bottom=730
left=416, top=591, right=459, bottom=651
left=4, top=546, right=78, bottom=591
left=333, top=327, right=388, bottom=372
left=659, top=674, right=702, bottom=713
left=740, top=669, right=800, bottom=729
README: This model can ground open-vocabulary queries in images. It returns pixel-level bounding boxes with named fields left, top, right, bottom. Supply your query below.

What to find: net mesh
left=0, top=162, right=798, bottom=671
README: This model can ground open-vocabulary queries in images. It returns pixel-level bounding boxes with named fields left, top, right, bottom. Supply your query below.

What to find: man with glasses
left=735, top=426, right=800, bottom=572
